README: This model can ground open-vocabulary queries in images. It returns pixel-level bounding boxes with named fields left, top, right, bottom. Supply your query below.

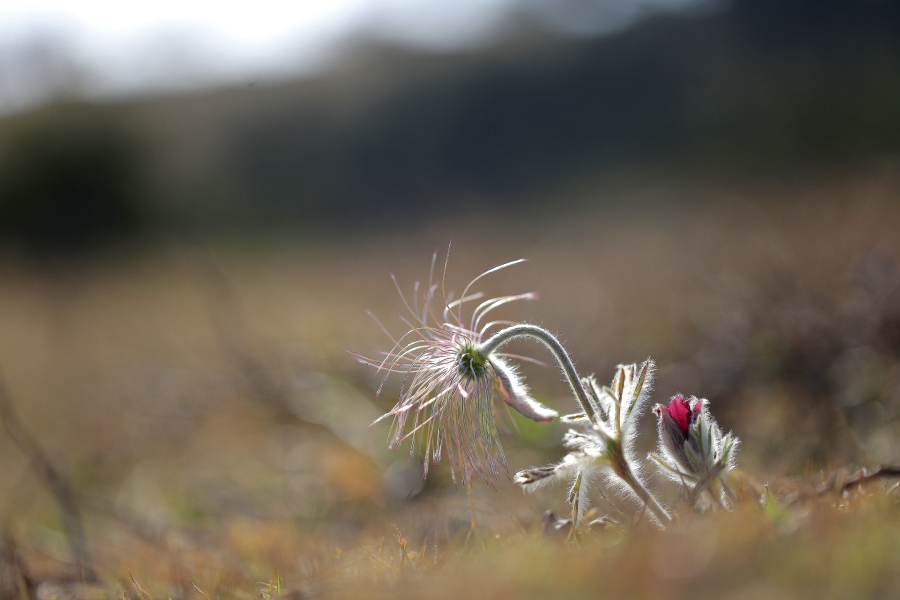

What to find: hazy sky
left=0, top=0, right=709, bottom=115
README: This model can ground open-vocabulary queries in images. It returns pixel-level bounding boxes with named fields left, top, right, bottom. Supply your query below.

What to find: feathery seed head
left=349, top=250, right=557, bottom=486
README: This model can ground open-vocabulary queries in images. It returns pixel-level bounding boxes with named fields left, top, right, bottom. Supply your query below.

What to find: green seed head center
left=458, top=343, right=489, bottom=380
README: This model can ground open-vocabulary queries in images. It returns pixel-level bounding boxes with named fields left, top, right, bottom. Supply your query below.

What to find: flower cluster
left=351, top=252, right=741, bottom=530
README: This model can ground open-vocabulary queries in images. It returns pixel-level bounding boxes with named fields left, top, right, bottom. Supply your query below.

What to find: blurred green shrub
left=0, top=107, right=146, bottom=256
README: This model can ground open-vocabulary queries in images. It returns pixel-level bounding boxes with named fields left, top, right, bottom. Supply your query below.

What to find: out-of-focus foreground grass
left=1, top=169, right=900, bottom=598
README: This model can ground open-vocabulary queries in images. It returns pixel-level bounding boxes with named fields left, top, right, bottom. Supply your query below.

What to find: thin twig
left=0, top=373, right=96, bottom=582
left=839, top=465, right=900, bottom=495
left=191, top=251, right=290, bottom=414
left=191, top=252, right=383, bottom=474
left=1, top=530, right=37, bottom=600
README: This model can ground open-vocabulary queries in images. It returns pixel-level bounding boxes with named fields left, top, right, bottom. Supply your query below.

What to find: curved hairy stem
left=478, top=324, right=594, bottom=419
left=610, top=448, right=670, bottom=525
left=620, top=469, right=671, bottom=525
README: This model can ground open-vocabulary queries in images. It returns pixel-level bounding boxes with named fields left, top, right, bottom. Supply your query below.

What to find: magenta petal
left=666, top=395, right=692, bottom=435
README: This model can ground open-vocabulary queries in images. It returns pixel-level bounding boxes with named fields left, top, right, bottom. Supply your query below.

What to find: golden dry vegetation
left=2, top=167, right=900, bottom=599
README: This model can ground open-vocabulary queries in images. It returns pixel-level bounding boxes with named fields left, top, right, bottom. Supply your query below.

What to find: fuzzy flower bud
left=651, top=394, right=740, bottom=505
left=653, top=395, right=703, bottom=475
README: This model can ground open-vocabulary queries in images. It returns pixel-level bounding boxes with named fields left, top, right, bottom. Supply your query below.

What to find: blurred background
left=2, top=0, right=900, bottom=587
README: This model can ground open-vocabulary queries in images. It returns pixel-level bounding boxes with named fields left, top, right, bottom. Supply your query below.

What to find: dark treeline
left=1, top=0, right=900, bottom=252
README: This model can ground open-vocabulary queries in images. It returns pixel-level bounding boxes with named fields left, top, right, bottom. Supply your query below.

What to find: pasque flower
left=651, top=394, right=739, bottom=506
left=348, top=252, right=558, bottom=485
left=654, top=395, right=701, bottom=474
left=516, top=359, right=671, bottom=526
left=349, top=250, right=748, bottom=531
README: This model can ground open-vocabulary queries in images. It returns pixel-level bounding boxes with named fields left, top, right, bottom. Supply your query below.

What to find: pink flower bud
left=653, top=395, right=701, bottom=435
left=652, top=395, right=703, bottom=476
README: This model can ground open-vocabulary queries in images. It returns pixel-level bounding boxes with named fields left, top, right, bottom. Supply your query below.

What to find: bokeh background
left=2, top=0, right=900, bottom=595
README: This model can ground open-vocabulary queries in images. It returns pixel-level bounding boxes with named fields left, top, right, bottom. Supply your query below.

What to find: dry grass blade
left=391, top=524, right=416, bottom=570
left=189, top=579, right=212, bottom=600
left=362, top=545, right=399, bottom=575
left=129, top=571, right=152, bottom=600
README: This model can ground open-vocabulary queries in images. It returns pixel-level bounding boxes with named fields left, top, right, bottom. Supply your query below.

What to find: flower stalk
left=477, top=323, right=594, bottom=421
left=609, top=448, right=671, bottom=525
